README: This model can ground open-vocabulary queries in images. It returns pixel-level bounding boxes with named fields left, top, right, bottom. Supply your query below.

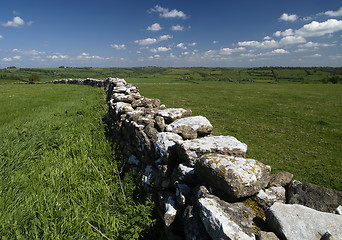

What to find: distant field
left=136, top=82, right=342, bottom=191
left=0, top=84, right=154, bottom=239
left=0, top=66, right=341, bottom=84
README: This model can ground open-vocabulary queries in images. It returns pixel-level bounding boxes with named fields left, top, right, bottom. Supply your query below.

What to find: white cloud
left=159, top=35, right=173, bottom=41
left=110, top=44, right=126, bottom=50
left=150, top=47, right=171, bottom=53
left=177, top=43, right=187, bottom=50
left=150, top=5, right=188, bottom=19
left=305, top=53, right=322, bottom=58
left=279, top=13, right=298, bottom=22
left=171, top=25, right=184, bottom=31
left=12, top=49, right=45, bottom=55
left=2, top=57, right=12, bottom=62
left=279, top=35, right=306, bottom=45
left=299, top=41, right=335, bottom=48
left=46, top=54, right=69, bottom=60
left=295, top=19, right=342, bottom=37
left=264, top=36, right=272, bottom=40
left=274, top=28, right=294, bottom=37
left=77, top=53, right=110, bottom=60
left=0, top=35, right=2, bottom=39
left=271, top=49, right=289, bottom=54
left=147, top=23, right=162, bottom=31
left=238, top=39, right=279, bottom=48
left=1, top=16, right=31, bottom=27
left=188, top=42, right=197, bottom=46
left=213, top=41, right=218, bottom=44
left=134, top=38, right=157, bottom=45
left=219, top=47, right=245, bottom=55
left=325, top=7, right=342, bottom=17
left=13, top=56, right=21, bottom=60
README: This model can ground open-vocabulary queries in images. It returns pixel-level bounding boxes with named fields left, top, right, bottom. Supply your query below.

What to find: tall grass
left=137, top=82, right=342, bottom=191
left=0, top=84, right=154, bottom=239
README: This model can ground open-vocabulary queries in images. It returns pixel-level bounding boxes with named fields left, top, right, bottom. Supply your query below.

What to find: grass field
left=0, top=84, right=154, bottom=239
left=136, top=82, right=342, bottom=191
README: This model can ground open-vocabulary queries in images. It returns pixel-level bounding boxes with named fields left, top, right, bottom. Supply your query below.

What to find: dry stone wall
left=52, top=78, right=342, bottom=240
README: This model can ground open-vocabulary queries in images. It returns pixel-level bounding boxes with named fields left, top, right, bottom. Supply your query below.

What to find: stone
left=132, top=97, right=160, bottom=109
left=111, top=102, right=134, bottom=115
left=158, top=191, right=178, bottom=228
left=154, top=115, right=166, bottom=132
left=155, top=132, right=183, bottom=163
left=127, top=155, right=140, bottom=166
left=195, top=153, right=271, bottom=198
left=166, top=116, right=213, bottom=139
left=156, top=108, right=192, bottom=124
left=175, top=182, right=192, bottom=206
left=334, top=206, right=342, bottom=215
left=183, top=206, right=211, bottom=240
left=196, top=186, right=256, bottom=240
left=257, top=231, right=280, bottom=240
left=286, top=181, right=342, bottom=213
left=176, top=135, right=247, bottom=166
left=266, top=202, right=342, bottom=240
left=171, top=163, right=197, bottom=185
left=268, top=171, right=293, bottom=187
left=255, top=187, right=286, bottom=208
left=111, top=93, right=134, bottom=103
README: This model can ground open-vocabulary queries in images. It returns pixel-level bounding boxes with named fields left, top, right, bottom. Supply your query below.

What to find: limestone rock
left=334, top=206, right=342, bottom=215
left=255, top=187, right=286, bottom=208
left=156, top=108, right=192, bottom=124
left=286, top=181, right=342, bottom=213
left=176, top=135, right=248, bottom=166
left=196, top=186, right=256, bottom=240
left=158, top=191, right=178, bottom=228
left=268, top=171, right=293, bottom=187
left=132, top=97, right=160, bottom=109
left=154, top=115, right=166, bottom=132
left=257, top=231, right=280, bottom=240
left=175, top=182, right=192, bottom=206
left=266, top=202, right=342, bottom=240
left=111, top=102, right=134, bottom=115
left=183, top=206, right=211, bottom=240
left=155, top=132, right=183, bottom=163
left=171, top=163, right=197, bottom=185
left=195, top=153, right=271, bottom=198
left=111, top=93, right=134, bottom=103
left=166, top=116, right=213, bottom=139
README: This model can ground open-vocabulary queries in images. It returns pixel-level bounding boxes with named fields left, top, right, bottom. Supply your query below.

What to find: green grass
left=136, top=82, right=342, bottom=191
left=0, top=84, right=154, bottom=239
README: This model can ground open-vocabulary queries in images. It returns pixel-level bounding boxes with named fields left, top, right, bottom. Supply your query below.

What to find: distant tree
left=7, top=66, right=16, bottom=69
left=58, top=66, right=65, bottom=68
left=29, top=73, right=40, bottom=83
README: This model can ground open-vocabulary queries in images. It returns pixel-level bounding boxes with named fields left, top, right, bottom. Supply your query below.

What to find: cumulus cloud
left=279, top=35, right=306, bottom=45
left=1, top=16, right=32, bottom=27
left=135, top=38, right=158, bottom=45
left=299, top=41, right=335, bottom=48
left=274, top=29, right=294, bottom=37
left=171, top=25, right=184, bottom=31
left=295, top=19, right=342, bottom=37
left=238, top=39, right=279, bottom=48
left=150, top=47, right=171, bottom=53
left=150, top=5, right=188, bottom=19
left=188, top=42, right=197, bottom=46
left=324, top=7, right=342, bottom=17
left=12, top=49, right=45, bottom=55
left=177, top=43, right=187, bottom=50
left=77, top=53, right=110, bottom=60
left=158, top=35, right=173, bottom=41
left=46, top=54, right=69, bottom=60
left=279, top=13, right=298, bottom=22
left=0, top=35, right=3, bottom=39
left=271, top=49, right=289, bottom=54
left=13, top=56, right=21, bottom=60
left=110, top=44, right=126, bottom=50
left=219, top=47, right=245, bottom=55
left=2, top=57, right=13, bottom=62
left=147, top=23, right=162, bottom=31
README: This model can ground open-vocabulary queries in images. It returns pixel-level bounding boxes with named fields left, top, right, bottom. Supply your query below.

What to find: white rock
left=266, top=202, right=342, bottom=240
left=255, top=186, right=286, bottom=208
left=166, top=116, right=213, bottom=137
left=177, top=135, right=248, bottom=166
left=113, top=102, right=134, bottom=114
left=334, top=205, right=342, bottom=215
left=196, top=153, right=271, bottom=198
left=156, top=108, right=192, bottom=123
left=155, top=132, right=183, bottom=158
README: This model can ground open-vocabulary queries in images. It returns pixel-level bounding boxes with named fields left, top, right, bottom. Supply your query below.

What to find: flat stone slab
left=196, top=153, right=271, bottom=198
left=266, top=202, right=342, bottom=240
left=196, top=186, right=256, bottom=240
left=255, top=186, right=286, bottom=208
left=166, top=116, right=213, bottom=139
left=155, top=132, right=183, bottom=160
left=156, top=108, right=192, bottom=124
left=176, top=135, right=248, bottom=166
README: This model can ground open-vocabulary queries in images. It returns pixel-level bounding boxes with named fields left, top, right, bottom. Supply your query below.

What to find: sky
left=0, top=0, right=342, bottom=68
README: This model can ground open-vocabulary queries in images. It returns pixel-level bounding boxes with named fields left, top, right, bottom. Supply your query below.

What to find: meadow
left=0, top=84, right=155, bottom=239
left=136, top=82, right=342, bottom=191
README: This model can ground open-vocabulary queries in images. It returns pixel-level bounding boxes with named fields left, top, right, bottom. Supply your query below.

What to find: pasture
left=136, top=82, right=342, bottom=191
left=0, top=84, right=154, bottom=239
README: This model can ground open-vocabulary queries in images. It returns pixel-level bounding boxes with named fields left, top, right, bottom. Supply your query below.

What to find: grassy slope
left=0, top=84, right=154, bottom=239
left=136, top=82, right=342, bottom=191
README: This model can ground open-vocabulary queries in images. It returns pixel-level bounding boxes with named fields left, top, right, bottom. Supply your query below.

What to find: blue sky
left=0, top=0, right=342, bottom=67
